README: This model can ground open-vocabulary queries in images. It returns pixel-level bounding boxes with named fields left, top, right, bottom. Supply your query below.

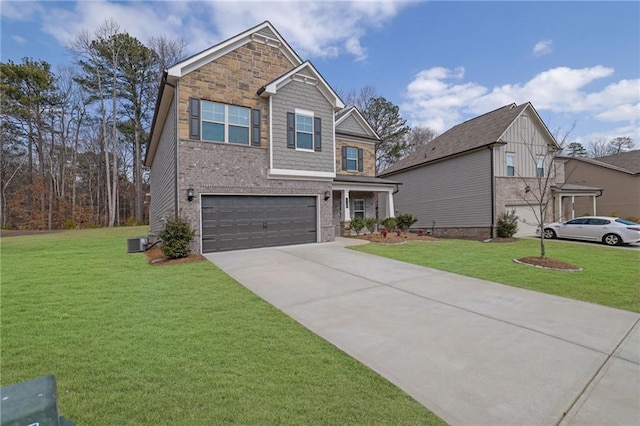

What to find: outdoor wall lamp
left=525, top=185, right=531, bottom=194
left=187, top=187, right=195, bottom=202
left=324, top=190, right=331, bottom=201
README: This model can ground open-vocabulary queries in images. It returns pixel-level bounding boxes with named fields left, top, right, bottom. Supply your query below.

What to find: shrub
left=349, top=217, right=366, bottom=235
left=65, top=219, right=77, bottom=229
left=396, top=213, right=418, bottom=232
left=159, top=216, right=196, bottom=259
left=363, top=217, right=377, bottom=233
left=380, top=217, right=397, bottom=231
left=497, top=210, right=519, bottom=238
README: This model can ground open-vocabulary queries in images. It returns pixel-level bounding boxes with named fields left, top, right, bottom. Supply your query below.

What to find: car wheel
left=603, top=234, right=622, bottom=246
left=543, top=229, right=556, bottom=239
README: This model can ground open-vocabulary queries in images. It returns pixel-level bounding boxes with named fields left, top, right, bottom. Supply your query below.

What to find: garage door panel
left=506, top=205, right=539, bottom=237
left=201, top=195, right=317, bottom=253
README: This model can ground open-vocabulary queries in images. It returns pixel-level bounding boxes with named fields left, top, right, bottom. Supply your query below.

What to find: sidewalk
left=205, top=239, right=640, bottom=425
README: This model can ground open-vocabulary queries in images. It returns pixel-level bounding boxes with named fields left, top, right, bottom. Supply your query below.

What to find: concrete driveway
left=205, top=239, right=640, bottom=425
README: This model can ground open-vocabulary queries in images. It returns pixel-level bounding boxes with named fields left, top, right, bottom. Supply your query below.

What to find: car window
left=615, top=218, right=639, bottom=225
left=587, top=219, right=610, bottom=225
left=566, top=218, right=589, bottom=225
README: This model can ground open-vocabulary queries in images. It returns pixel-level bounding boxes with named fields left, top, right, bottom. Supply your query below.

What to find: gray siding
left=271, top=80, right=334, bottom=172
left=495, top=113, right=551, bottom=177
left=392, top=149, right=493, bottom=227
left=149, top=98, right=177, bottom=234
left=337, top=115, right=369, bottom=137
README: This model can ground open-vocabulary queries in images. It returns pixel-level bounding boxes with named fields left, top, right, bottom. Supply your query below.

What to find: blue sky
left=2, top=1, right=639, bottom=147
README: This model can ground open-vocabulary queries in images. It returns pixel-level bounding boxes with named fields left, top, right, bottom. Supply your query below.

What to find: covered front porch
left=332, top=175, right=400, bottom=237
left=552, top=183, right=603, bottom=222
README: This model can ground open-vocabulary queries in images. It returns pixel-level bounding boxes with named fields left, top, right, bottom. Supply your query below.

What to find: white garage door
left=505, top=205, right=539, bottom=237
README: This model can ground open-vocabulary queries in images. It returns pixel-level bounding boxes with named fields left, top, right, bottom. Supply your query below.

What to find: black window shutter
left=341, top=146, right=347, bottom=170
left=357, top=148, right=364, bottom=172
left=251, top=109, right=261, bottom=146
left=287, top=112, right=295, bottom=149
left=189, top=98, right=200, bottom=140
left=314, top=117, right=322, bottom=152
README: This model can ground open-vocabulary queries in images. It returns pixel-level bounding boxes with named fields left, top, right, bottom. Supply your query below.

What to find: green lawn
left=352, top=238, right=640, bottom=313
left=1, top=227, right=443, bottom=425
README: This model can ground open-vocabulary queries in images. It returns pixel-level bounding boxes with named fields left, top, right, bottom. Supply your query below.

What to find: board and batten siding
left=149, top=99, right=177, bottom=234
left=495, top=114, right=552, bottom=178
left=392, top=149, right=493, bottom=228
left=271, top=79, right=334, bottom=172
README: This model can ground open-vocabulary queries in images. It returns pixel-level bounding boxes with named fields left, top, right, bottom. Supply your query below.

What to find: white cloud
left=0, top=1, right=43, bottom=21
left=26, top=0, right=411, bottom=61
left=533, top=39, right=553, bottom=56
left=11, top=35, right=27, bottom=46
left=401, top=65, right=640, bottom=138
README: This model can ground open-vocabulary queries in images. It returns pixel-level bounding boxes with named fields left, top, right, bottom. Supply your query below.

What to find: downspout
left=488, top=145, right=495, bottom=238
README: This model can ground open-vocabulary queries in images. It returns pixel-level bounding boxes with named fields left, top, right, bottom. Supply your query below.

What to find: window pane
left=346, top=159, right=357, bottom=170
left=202, top=122, right=224, bottom=142
left=353, top=200, right=364, bottom=210
left=507, top=166, right=515, bottom=177
left=228, top=106, right=249, bottom=126
left=202, top=101, right=225, bottom=123
left=296, top=115, right=313, bottom=132
left=297, top=132, right=313, bottom=149
left=229, top=126, right=249, bottom=144
left=346, top=147, right=358, bottom=160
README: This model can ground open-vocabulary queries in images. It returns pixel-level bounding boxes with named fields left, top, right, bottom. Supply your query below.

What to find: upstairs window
left=296, top=114, right=313, bottom=150
left=189, top=98, right=260, bottom=146
left=506, top=153, right=515, bottom=176
left=536, top=155, right=545, bottom=177
left=202, top=101, right=250, bottom=145
left=342, top=146, right=364, bottom=172
left=287, top=110, right=322, bottom=152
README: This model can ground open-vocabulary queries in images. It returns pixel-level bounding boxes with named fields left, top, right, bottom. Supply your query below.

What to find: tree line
left=1, top=19, right=186, bottom=230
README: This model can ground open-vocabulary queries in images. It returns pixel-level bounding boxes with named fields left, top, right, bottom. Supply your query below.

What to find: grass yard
left=1, top=227, right=443, bottom=425
left=352, top=238, right=640, bottom=313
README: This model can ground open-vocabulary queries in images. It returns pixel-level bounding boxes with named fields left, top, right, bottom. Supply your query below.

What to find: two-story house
left=145, top=21, right=397, bottom=253
left=379, top=102, right=601, bottom=238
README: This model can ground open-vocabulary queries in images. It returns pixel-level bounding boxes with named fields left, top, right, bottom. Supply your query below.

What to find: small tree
left=396, top=213, right=418, bottom=233
left=349, top=217, right=366, bottom=235
left=380, top=217, right=397, bottom=231
left=363, top=217, right=377, bottom=233
left=496, top=210, right=518, bottom=238
left=159, top=216, right=195, bottom=259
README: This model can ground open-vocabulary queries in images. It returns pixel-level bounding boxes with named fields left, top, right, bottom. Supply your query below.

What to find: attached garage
left=505, top=205, right=539, bottom=236
left=201, top=195, right=318, bottom=253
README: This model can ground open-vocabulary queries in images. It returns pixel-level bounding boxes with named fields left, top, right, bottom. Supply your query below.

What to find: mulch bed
left=514, top=256, right=582, bottom=272
left=143, top=244, right=205, bottom=266
left=349, top=233, right=439, bottom=244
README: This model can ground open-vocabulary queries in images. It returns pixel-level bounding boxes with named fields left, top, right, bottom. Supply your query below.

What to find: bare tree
left=343, top=85, right=377, bottom=113
left=586, top=138, right=612, bottom=158
left=148, top=35, right=187, bottom=77
left=516, top=123, right=575, bottom=259
left=607, top=136, right=634, bottom=154
left=402, top=126, right=437, bottom=159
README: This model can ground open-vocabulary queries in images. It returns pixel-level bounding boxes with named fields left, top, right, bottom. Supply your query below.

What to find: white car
left=538, top=216, right=640, bottom=246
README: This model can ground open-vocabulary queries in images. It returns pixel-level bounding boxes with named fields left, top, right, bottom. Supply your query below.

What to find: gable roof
left=560, top=151, right=640, bottom=175
left=167, top=21, right=301, bottom=78
left=257, top=61, right=345, bottom=111
left=596, top=150, right=640, bottom=174
left=379, top=102, right=557, bottom=176
left=335, top=106, right=379, bottom=140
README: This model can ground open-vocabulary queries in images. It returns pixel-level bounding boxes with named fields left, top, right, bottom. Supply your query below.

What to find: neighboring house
left=561, top=150, right=640, bottom=219
left=145, top=22, right=397, bottom=253
left=379, top=102, right=601, bottom=238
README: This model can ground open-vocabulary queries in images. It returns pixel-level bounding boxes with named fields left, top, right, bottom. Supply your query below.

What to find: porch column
left=342, top=190, right=351, bottom=221
left=571, top=195, right=575, bottom=219
left=387, top=189, right=395, bottom=218
left=592, top=196, right=597, bottom=215
left=558, top=195, right=563, bottom=222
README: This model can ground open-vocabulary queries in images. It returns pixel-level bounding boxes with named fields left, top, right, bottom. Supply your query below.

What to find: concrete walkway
left=205, top=239, right=640, bottom=425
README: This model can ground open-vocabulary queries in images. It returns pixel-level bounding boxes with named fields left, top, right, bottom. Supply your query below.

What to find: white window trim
left=506, top=153, right=515, bottom=176
left=346, top=146, right=358, bottom=171
left=294, top=108, right=314, bottom=152
left=536, top=155, right=545, bottom=177
left=353, top=199, right=365, bottom=218
left=201, top=101, right=250, bottom=145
